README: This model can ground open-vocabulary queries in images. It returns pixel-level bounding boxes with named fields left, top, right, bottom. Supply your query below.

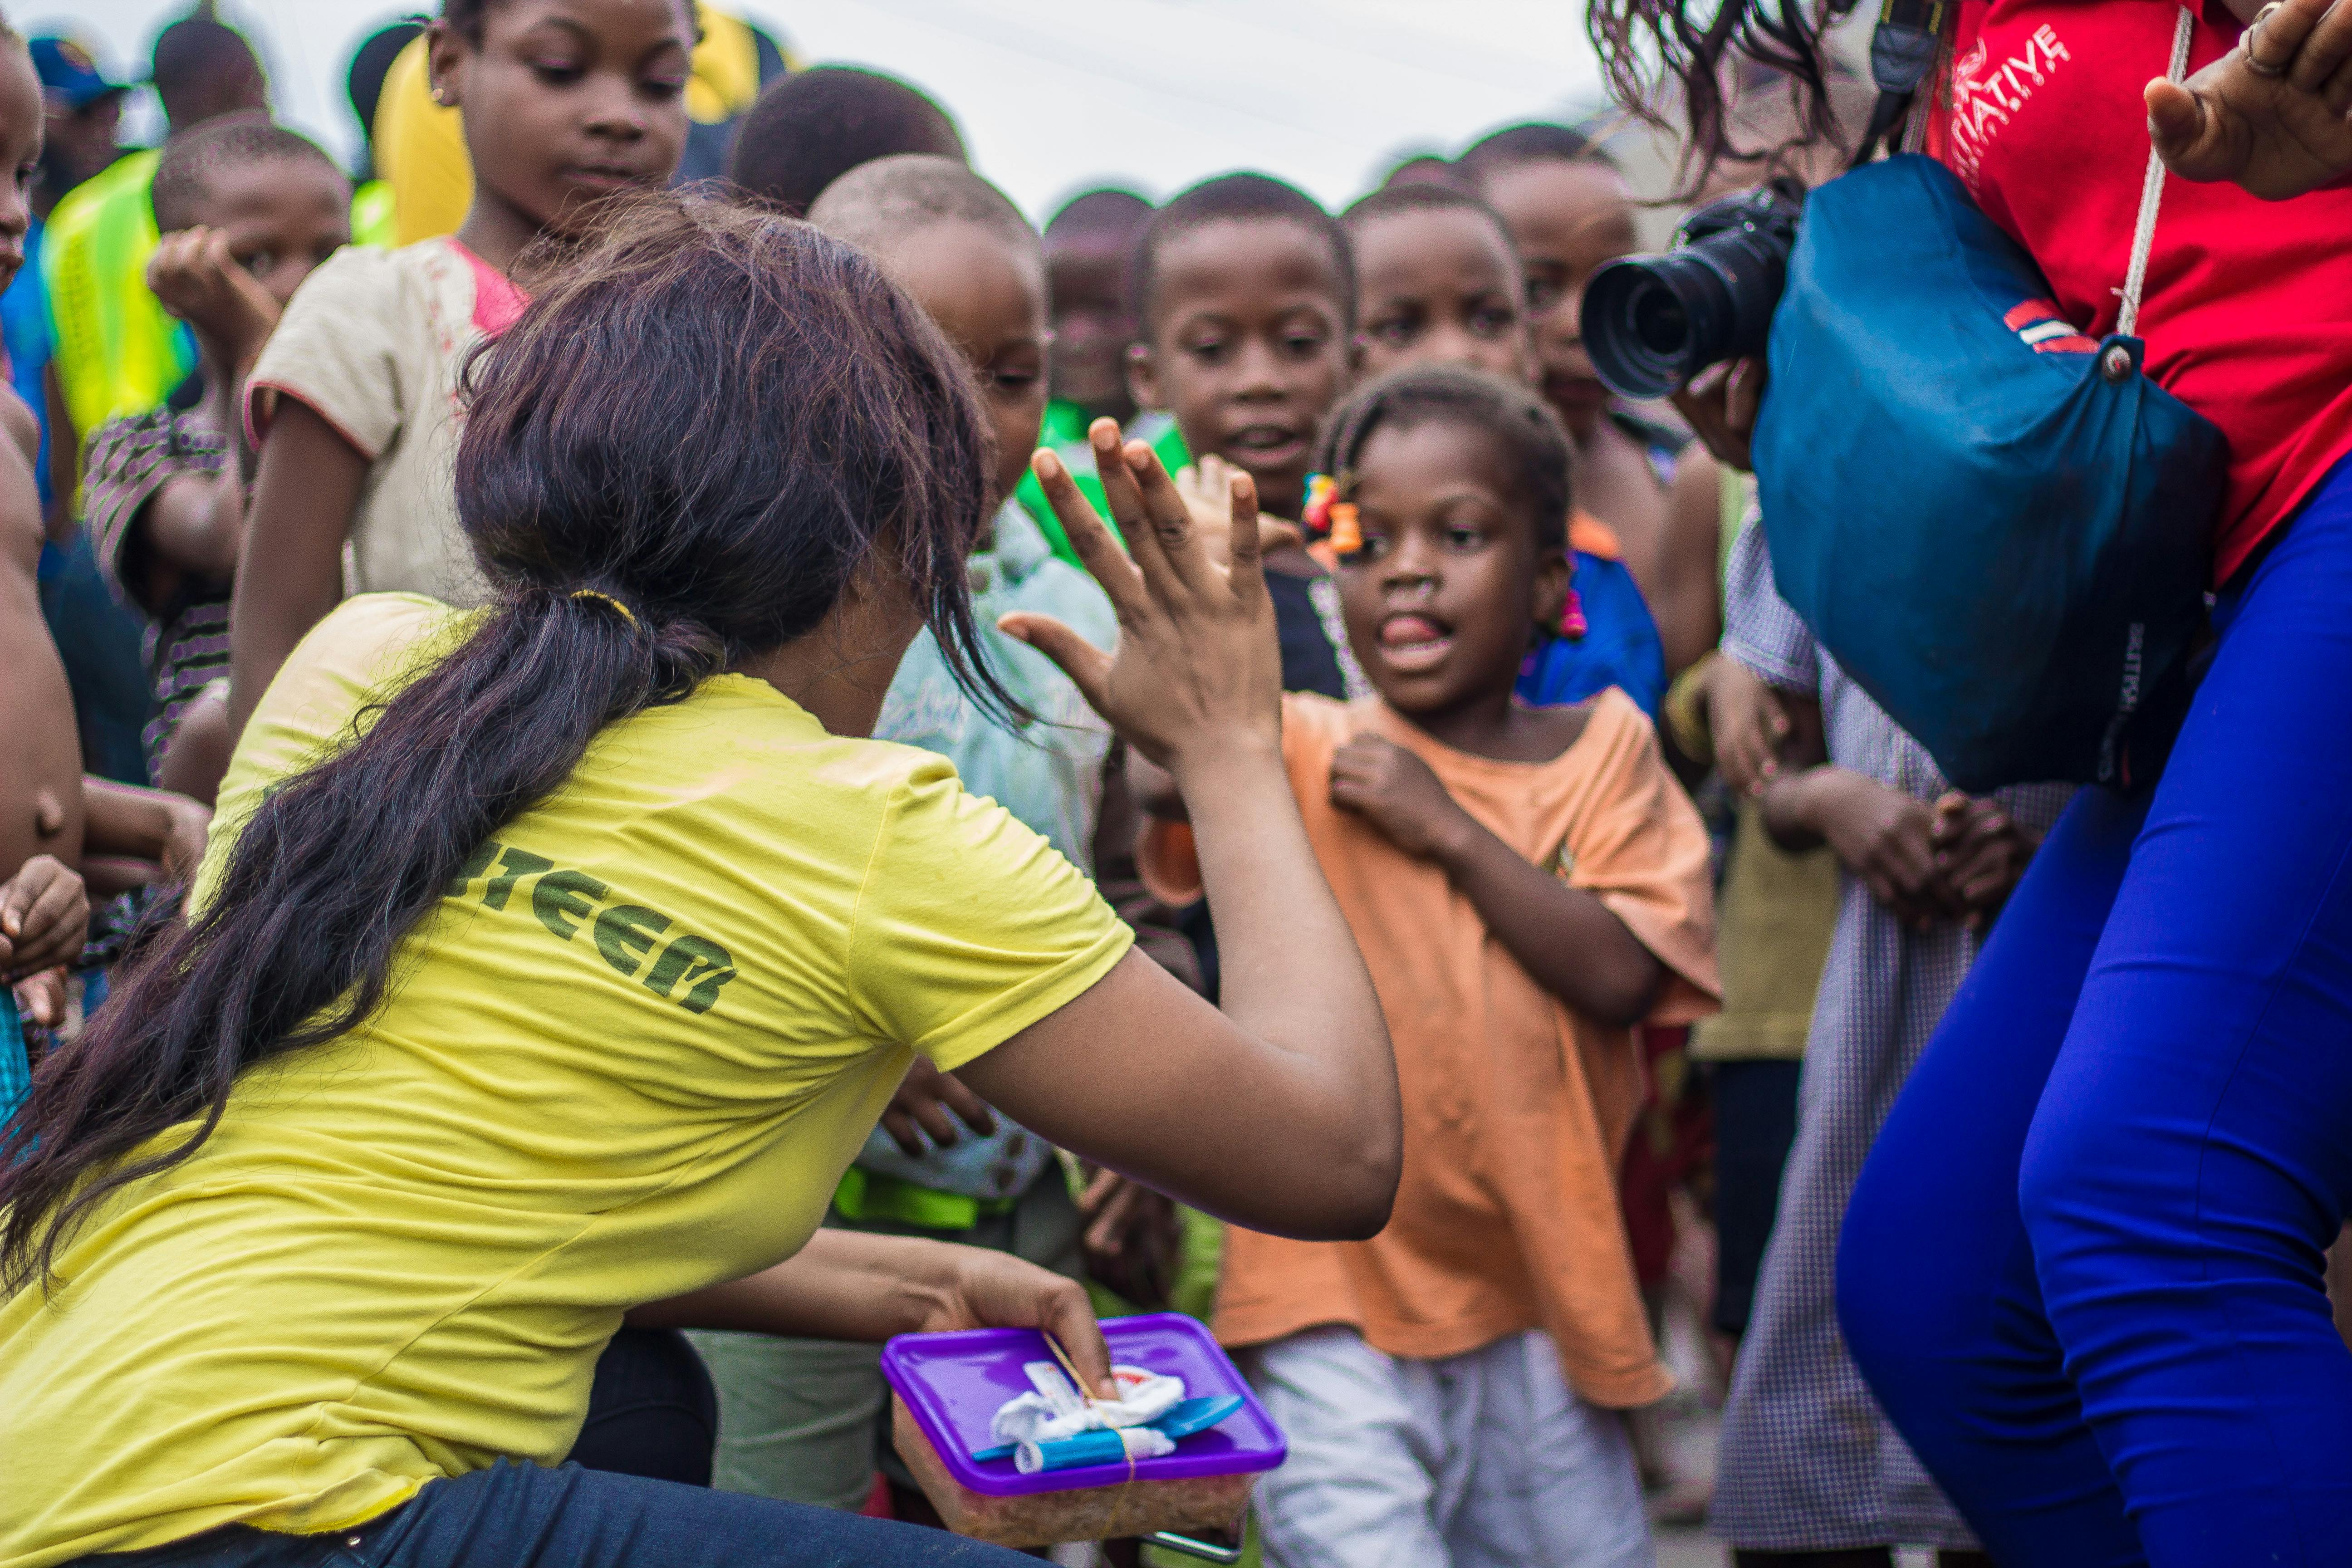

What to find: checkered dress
left=1706, top=518, right=2073, bottom=1551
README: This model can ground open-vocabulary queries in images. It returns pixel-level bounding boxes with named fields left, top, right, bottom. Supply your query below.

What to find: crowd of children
left=0, top=5, right=2098, bottom=1567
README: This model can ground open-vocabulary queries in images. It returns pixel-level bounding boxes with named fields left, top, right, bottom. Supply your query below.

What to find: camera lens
left=1578, top=182, right=1803, bottom=400
left=1632, top=289, right=1690, bottom=357
left=1584, top=254, right=1737, bottom=400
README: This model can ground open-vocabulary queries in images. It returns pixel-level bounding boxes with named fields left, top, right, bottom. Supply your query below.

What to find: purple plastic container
left=879, top=1313, right=1286, bottom=1498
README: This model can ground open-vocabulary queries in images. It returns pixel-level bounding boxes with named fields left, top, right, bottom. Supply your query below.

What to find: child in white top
left=230, top=0, right=695, bottom=734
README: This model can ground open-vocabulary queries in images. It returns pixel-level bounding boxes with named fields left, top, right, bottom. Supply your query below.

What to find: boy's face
left=887, top=220, right=1050, bottom=508
left=195, top=158, right=353, bottom=308
left=0, top=49, right=41, bottom=291
left=1352, top=209, right=1533, bottom=387
left=1130, top=218, right=1350, bottom=519
left=1335, top=418, right=1566, bottom=719
left=1479, top=160, right=1638, bottom=439
left=1043, top=231, right=1137, bottom=422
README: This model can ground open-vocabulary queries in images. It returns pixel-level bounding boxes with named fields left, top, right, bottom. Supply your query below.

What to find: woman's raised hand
left=2149, top=0, right=2352, bottom=198
left=1000, top=419, right=1283, bottom=772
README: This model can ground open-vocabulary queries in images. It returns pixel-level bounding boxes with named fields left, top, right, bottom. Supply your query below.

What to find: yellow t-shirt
left=0, top=594, right=1132, bottom=1568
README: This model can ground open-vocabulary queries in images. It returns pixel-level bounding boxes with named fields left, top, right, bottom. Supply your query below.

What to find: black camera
left=1580, top=178, right=1806, bottom=401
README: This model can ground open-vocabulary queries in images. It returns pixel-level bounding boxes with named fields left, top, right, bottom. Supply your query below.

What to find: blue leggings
left=1839, top=457, right=2352, bottom=1568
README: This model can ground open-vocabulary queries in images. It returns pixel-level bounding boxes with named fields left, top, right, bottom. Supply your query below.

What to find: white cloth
left=1244, top=1326, right=1652, bottom=1568
left=990, top=1362, right=1184, bottom=1447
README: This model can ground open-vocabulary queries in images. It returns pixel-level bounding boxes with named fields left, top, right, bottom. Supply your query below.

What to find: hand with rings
left=2148, top=0, right=2352, bottom=198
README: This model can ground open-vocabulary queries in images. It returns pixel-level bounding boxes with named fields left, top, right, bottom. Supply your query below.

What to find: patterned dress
left=1706, top=517, right=2073, bottom=1551
left=82, top=388, right=230, bottom=785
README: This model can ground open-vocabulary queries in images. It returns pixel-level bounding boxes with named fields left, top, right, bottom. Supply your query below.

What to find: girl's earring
left=1557, top=587, right=1588, bottom=640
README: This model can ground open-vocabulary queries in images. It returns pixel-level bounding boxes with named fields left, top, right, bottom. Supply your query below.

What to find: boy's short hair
left=149, top=17, right=264, bottom=127
left=151, top=121, right=344, bottom=234
left=1129, top=172, right=1354, bottom=337
left=1314, top=364, right=1570, bottom=553
left=1456, top=121, right=1616, bottom=183
left=726, top=67, right=966, bottom=218
left=1379, top=155, right=1462, bottom=193
left=808, top=153, right=1036, bottom=259
left=1044, top=187, right=1151, bottom=243
left=347, top=21, right=423, bottom=151
left=1339, top=182, right=1519, bottom=265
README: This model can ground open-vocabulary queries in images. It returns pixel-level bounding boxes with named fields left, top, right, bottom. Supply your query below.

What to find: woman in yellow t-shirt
left=0, top=193, right=1399, bottom=1568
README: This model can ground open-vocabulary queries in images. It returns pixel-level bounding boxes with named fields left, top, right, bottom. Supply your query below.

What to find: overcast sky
left=53, top=0, right=1614, bottom=223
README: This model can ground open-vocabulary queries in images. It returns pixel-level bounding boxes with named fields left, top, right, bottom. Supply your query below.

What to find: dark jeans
left=81, top=1458, right=1035, bottom=1567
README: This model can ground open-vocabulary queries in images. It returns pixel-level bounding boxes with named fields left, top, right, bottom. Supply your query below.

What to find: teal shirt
left=853, top=502, right=1120, bottom=1200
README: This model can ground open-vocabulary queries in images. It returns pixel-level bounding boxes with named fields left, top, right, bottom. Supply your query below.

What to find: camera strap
left=2118, top=6, right=2197, bottom=337
left=1859, top=0, right=1952, bottom=162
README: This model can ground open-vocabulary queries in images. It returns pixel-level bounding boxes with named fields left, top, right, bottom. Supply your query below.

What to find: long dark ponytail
left=0, top=191, right=1003, bottom=1293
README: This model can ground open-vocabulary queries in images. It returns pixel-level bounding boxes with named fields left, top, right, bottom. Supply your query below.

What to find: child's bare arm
left=82, top=778, right=213, bottom=884
left=141, top=468, right=245, bottom=584
left=0, top=382, right=35, bottom=466
left=229, top=400, right=367, bottom=737
left=1652, top=447, right=1726, bottom=677
left=0, top=389, right=86, bottom=880
left=40, top=367, right=75, bottom=545
left=1328, top=736, right=1664, bottom=1027
left=157, top=690, right=234, bottom=809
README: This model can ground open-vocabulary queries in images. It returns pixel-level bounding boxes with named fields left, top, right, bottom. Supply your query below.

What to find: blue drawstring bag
left=1750, top=150, right=2225, bottom=792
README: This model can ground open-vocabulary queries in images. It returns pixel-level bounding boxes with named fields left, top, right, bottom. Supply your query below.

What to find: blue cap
left=30, top=36, right=129, bottom=111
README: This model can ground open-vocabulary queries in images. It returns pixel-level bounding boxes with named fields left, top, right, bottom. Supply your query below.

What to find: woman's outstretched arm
left=973, top=426, right=1401, bottom=1244
left=627, top=1229, right=1116, bottom=1393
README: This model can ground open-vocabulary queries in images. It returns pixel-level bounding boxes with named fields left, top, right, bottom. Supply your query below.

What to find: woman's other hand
left=1669, top=356, right=1765, bottom=472
left=2149, top=0, right=2352, bottom=199
left=919, top=1246, right=1113, bottom=1397
left=1002, top=422, right=1281, bottom=771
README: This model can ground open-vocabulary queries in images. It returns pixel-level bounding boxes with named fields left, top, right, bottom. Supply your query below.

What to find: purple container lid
left=880, top=1312, right=1287, bottom=1498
